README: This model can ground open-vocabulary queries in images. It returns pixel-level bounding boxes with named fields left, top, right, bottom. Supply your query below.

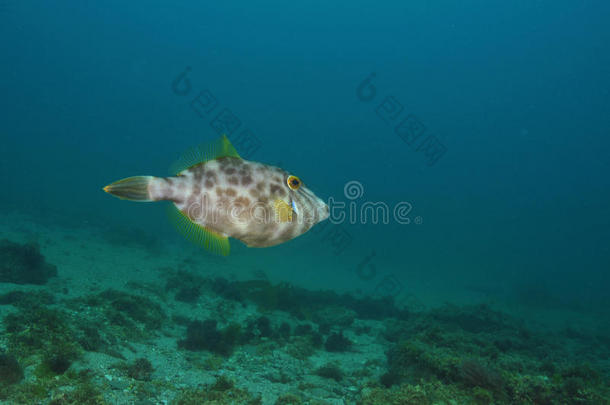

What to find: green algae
left=0, top=353, right=23, bottom=386
left=286, top=336, right=318, bottom=360
left=171, top=378, right=261, bottom=405
left=68, top=289, right=167, bottom=343
left=377, top=302, right=610, bottom=404
left=112, top=357, right=155, bottom=381
left=1, top=369, right=104, bottom=405
left=0, top=267, right=608, bottom=404
left=4, top=305, right=82, bottom=373
left=359, top=380, right=468, bottom=405
left=178, top=319, right=243, bottom=356
left=0, top=289, right=55, bottom=307
left=274, top=393, right=303, bottom=405
left=315, top=362, right=344, bottom=382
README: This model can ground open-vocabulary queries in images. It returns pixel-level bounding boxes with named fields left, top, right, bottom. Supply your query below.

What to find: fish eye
left=287, top=175, right=301, bottom=191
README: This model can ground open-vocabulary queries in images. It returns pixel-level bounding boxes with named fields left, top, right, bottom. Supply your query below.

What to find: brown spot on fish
left=270, top=184, right=283, bottom=195
left=218, top=157, right=230, bottom=167
left=234, top=196, right=251, bottom=207
left=241, top=175, right=253, bottom=186
left=246, top=226, right=273, bottom=247
left=192, top=184, right=201, bottom=196
left=260, top=227, right=275, bottom=242
left=278, top=225, right=295, bottom=242
left=184, top=195, right=204, bottom=221
left=105, top=135, right=329, bottom=252
left=299, top=220, right=311, bottom=235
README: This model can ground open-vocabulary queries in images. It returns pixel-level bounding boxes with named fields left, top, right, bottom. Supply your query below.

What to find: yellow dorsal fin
left=170, top=134, right=241, bottom=175
left=274, top=199, right=294, bottom=223
left=167, top=204, right=230, bottom=256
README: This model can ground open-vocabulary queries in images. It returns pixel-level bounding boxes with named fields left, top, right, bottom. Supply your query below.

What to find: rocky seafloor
left=0, top=238, right=609, bottom=405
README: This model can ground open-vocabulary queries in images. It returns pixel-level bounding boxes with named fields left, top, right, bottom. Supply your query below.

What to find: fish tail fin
left=103, top=176, right=155, bottom=201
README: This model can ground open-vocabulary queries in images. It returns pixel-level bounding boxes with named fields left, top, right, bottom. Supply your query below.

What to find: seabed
left=0, top=211, right=608, bottom=405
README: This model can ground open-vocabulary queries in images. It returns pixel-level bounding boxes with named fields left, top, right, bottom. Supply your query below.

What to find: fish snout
left=316, top=196, right=330, bottom=222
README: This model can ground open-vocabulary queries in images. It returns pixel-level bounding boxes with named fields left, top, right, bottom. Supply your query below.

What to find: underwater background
left=1, top=1, right=609, bottom=404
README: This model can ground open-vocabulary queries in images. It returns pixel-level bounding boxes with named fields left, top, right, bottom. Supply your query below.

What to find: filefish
left=103, top=135, right=329, bottom=255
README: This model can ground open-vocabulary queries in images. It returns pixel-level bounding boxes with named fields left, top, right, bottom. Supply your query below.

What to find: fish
left=103, top=135, right=329, bottom=255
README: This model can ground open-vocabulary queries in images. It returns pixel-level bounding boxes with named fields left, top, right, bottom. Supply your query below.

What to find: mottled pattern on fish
left=147, top=157, right=329, bottom=247
left=103, top=135, right=329, bottom=254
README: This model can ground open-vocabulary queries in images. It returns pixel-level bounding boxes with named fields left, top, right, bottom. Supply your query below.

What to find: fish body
left=103, top=136, right=329, bottom=255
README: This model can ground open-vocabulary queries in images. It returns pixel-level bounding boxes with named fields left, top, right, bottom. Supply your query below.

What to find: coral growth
left=0, top=239, right=57, bottom=284
left=166, top=270, right=206, bottom=303
left=324, top=332, right=353, bottom=352
left=172, top=378, right=261, bottom=404
left=315, top=363, right=344, bottom=382
left=125, top=357, right=154, bottom=381
left=4, top=305, right=81, bottom=373
left=76, top=289, right=166, bottom=342
left=0, top=265, right=607, bottom=404
left=178, top=319, right=242, bottom=356
left=0, top=353, right=23, bottom=386
left=378, top=302, right=610, bottom=404
left=99, top=289, right=165, bottom=330
left=210, top=277, right=408, bottom=321
left=0, top=289, right=55, bottom=308
left=459, top=359, right=504, bottom=394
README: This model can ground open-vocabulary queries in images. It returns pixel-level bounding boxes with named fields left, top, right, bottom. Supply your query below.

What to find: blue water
left=2, top=2, right=610, bottom=397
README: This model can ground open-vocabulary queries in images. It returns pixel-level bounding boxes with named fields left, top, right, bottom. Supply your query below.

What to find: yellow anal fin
left=170, top=134, right=242, bottom=175
left=274, top=199, right=293, bottom=223
left=167, top=204, right=230, bottom=256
